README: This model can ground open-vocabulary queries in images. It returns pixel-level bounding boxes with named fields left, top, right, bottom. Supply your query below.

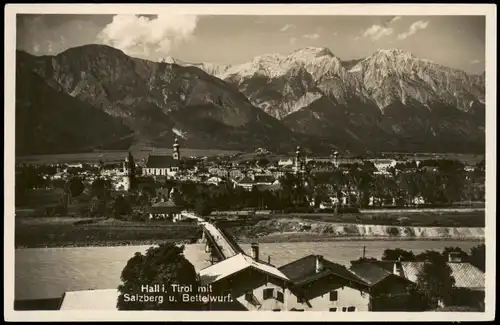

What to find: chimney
left=251, top=243, right=259, bottom=261
left=393, top=258, right=403, bottom=277
left=268, top=255, right=271, bottom=265
left=448, top=252, right=462, bottom=263
left=315, top=255, right=324, bottom=273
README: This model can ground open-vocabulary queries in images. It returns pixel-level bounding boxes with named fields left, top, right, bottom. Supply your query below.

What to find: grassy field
left=15, top=217, right=202, bottom=248
left=16, top=148, right=242, bottom=164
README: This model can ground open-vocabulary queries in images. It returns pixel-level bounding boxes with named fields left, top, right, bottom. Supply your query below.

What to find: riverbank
left=236, top=232, right=485, bottom=244
left=15, top=217, right=201, bottom=249
left=224, top=218, right=484, bottom=243
left=15, top=208, right=485, bottom=248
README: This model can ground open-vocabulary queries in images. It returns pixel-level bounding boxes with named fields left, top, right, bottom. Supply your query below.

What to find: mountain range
left=15, top=45, right=485, bottom=156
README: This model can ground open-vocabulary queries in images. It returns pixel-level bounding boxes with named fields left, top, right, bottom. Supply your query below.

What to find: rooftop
left=279, top=254, right=366, bottom=286
left=59, top=289, right=119, bottom=310
left=145, top=155, right=180, bottom=168
left=199, top=253, right=289, bottom=286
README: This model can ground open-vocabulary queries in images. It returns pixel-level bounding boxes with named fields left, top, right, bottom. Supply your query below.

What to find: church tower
left=294, top=145, right=301, bottom=175
left=173, top=137, right=180, bottom=160
left=123, top=151, right=135, bottom=192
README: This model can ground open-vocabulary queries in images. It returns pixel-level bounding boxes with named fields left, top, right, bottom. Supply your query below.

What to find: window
left=291, top=308, right=305, bottom=312
left=347, top=306, right=356, bottom=312
left=263, top=288, right=274, bottom=300
left=329, top=308, right=337, bottom=312
left=272, top=309, right=281, bottom=312
left=276, top=291, right=284, bottom=303
left=342, top=307, right=347, bottom=312
left=329, top=291, right=338, bottom=302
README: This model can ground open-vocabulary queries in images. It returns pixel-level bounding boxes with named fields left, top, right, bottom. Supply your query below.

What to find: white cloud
left=389, top=16, right=402, bottom=23
left=47, top=40, right=54, bottom=53
left=280, top=24, right=295, bottom=32
left=471, top=59, right=483, bottom=64
left=302, top=33, right=320, bottom=40
left=289, top=37, right=298, bottom=45
left=97, top=14, right=198, bottom=60
left=362, top=24, right=393, bottom=40
left=397, top=20, right=429, bottom=40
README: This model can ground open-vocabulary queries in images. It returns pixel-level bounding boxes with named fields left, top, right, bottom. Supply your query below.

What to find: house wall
left=207, top=268, right=289, bottom=311
left=369, top=276, right=414, bottom=311
left=286, top=276, right=370, bottom=312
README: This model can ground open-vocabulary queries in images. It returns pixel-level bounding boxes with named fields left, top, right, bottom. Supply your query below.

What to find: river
left=15, top=240, right=482, bottom=301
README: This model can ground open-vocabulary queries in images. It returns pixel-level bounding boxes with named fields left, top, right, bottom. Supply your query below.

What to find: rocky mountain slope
left=216, top=47, right=485, bottom=153
left=15, top=45, right=485, bottom=155
left=16, top=52, right=134, bottom=155
left=16, top=45, right=319, bottom=155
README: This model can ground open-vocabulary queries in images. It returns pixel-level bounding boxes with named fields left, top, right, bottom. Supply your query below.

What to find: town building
left=142, top=138, right=181, bottom=178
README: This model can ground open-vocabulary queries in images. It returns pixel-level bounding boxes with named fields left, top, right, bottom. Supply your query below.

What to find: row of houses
left=196, top=245, right=485, bottom=311
left=59, top=243, right=485, bottom=311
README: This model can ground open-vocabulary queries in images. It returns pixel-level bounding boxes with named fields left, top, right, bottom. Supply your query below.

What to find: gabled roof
left=279, top=255, right=367, bottom=286
left=349, top=262, right=394, bottom=286
left=199, top=253, right=289, bottom=285
left=59, top=289, right=119, bottom=310
left=145, top=155, right=179, bottom=168
left=401, top=262, right=485, bottom=290
left=253, top=175, right=275, bottom=183
left=237, top=176, right=255, bottom=185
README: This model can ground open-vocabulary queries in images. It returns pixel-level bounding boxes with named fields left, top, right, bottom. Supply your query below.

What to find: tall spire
left=173, top=136, right=180, bottom=160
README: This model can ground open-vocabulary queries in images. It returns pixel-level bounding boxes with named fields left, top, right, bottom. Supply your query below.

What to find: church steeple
left=294, top=145, right=301, bottom=175
left=123, top=151, right=135, bottom=192
left=173, top=137, right=180, bottom=160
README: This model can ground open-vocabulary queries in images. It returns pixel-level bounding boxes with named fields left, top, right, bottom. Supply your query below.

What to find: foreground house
left=349, top=255, right=485, bottom=310
left=198, top=253, right=290, bottom=311
left=349, top=260, right=416, bottom=311
left=278, top=255, right=370, bottom=312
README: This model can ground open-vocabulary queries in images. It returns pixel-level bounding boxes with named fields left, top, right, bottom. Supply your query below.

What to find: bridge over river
left=180, top=212, right=245, bottom=263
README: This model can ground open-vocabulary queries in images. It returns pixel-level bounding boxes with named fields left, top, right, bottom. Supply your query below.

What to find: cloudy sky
left=16, top=14, right=485, bottom=74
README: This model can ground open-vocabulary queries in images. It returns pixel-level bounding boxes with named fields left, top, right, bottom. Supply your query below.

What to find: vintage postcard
left=4, top=3, right=496, bottom=322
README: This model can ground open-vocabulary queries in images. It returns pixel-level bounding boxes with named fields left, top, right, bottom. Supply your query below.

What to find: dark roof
left=237, top=176, right=255, bottom=184
left=145, top=155, right=179, bottom=168
left=279, top=255, right=366, bottom=286
left=253, top=175, right=275, bottom=183
left=149, top=200, right=183, bottom=212
left=349, top=262, right=393, bottom=286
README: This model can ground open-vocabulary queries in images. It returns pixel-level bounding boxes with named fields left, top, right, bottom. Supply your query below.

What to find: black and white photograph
left=4, top=4, right=496, bottom=322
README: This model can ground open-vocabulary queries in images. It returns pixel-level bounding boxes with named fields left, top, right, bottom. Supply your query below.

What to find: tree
left=66, top=177, right=85, bottom=197
left=89, top=196, right=101, bottom=217
left=415, top=250, right=446, bottom=262
left=113, top=195, right=132, bottom=218
left=381, top=248, right=416, bottom=261
left=117, top=243, right=202, bottom=310
left=468, top=244, right=485, bottom=272
left=194, top=199, right=212, bottom=217
left=415, top=255, right=456, bottom=309
left=90, top=178, right=111, bottom=200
